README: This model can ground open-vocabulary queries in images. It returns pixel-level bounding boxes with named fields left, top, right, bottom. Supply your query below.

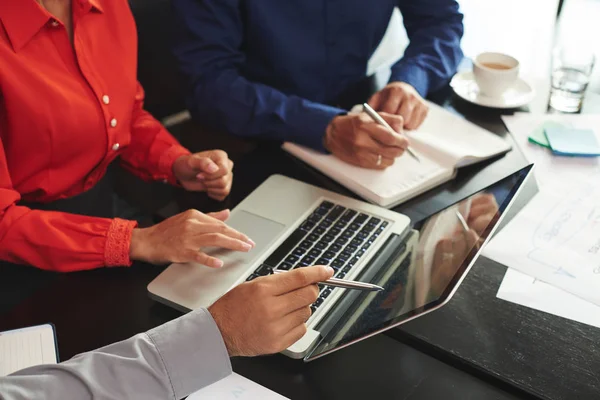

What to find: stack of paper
left=502, top=113, right=600, bottom=187
left=521, top=115, right=600, bottom=157
left=497, top=269, right=600, bottom=329
left=483, top=113, right=600, bottom=328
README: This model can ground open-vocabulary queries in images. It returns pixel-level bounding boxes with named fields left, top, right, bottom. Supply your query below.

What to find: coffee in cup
left=473, top=52, right=520, bottom=97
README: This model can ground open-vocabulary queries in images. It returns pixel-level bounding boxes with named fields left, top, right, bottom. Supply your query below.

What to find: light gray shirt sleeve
left=0, top=308, right=232, bottom=400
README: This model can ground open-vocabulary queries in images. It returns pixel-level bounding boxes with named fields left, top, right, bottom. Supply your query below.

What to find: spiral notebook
left=283, top=102, right=511, bottom=208
left=0, top=324, right=58, bottom=376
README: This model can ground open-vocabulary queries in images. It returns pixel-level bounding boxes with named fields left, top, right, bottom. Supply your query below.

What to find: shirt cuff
left=104, top=218, right=138, bottom=267
left=158, top=145, right=192, bottom=185
left=287, top=103, right=346, bottom=152
left=148, top=308, right=232, bottom=398
left=390, top=62, right=431, bottom=97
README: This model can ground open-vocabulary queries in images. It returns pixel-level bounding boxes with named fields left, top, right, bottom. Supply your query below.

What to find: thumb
left=368, top=90, right=383, bottom=111
left=189, top=156, right=219, bottom=174
left=207, top=209, right=230, bottom=222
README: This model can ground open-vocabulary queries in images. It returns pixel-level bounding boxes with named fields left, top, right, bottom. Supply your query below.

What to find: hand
left=368, top=82, right=429, bottom=130
left=324, top=112, right=408, bottom=170
left=172, top=150, right=234, bottom=201
left=430, top=228, right=480, bottom=296
left=467, top=194, right=499, bottom=237
left=209, top=265, right=334, bottom=357
left=129, top=209, right=254, bottom=267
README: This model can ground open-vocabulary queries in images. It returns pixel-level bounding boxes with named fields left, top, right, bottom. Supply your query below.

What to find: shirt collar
left=82, top=0, right=104, bottom=14
left=0, top=0, right=104, bottom=52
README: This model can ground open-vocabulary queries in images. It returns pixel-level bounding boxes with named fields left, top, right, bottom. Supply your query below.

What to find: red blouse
left=0, top=0, right=190, bottom=272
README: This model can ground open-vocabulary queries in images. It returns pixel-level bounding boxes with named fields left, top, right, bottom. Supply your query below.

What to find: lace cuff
left=104, top=218, right=138, bottom=267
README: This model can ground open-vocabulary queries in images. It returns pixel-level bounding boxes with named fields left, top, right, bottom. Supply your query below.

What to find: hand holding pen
left=323, top=109, right=410, bottom=170
left=363, top=103, right=420, bottom=163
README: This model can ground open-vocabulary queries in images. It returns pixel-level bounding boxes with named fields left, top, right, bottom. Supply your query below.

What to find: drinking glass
left=549, top=46, right=595, bottom=113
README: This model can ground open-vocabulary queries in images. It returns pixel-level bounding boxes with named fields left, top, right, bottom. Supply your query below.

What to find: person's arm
left=171, top=0, right=344, bottom=152
left=118, top=82, right=191, bottom=186
left=392, top=0, right=464, bottom=96
left=0, top=138, right=137, bottom=272
left=0, top=309, right=232, bottom=400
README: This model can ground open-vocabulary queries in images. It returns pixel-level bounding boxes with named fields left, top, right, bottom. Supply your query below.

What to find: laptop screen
left=305, top=164, right=533, bottom=361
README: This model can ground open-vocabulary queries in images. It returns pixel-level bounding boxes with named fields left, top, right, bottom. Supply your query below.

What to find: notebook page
left=356, top=150, right=451, bottom=199
left=408, top=102, right=511, bottom=166
left=283, top=143, right=453, bottom=206
left=0, top=324, right=57, bottom=376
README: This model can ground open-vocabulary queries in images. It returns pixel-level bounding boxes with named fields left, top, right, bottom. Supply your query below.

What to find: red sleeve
left=119, top=82, right=191, bottom=185
left=0, top=138, right=137, bottom=272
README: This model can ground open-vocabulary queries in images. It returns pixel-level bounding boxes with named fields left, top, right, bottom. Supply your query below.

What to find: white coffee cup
left=473, top=52, right=520, bottom=97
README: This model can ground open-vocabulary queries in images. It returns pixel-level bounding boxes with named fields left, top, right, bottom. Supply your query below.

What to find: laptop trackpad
left=206, top=210, right=285, bottom=265
left=193, top=211, right=285, bottom=303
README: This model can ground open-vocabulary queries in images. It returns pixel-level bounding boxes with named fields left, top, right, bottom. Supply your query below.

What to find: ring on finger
left=376, top=154, right=382, bottom=166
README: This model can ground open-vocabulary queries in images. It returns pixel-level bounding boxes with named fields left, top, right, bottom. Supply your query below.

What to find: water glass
left=549, top=46, right=595, bottom=113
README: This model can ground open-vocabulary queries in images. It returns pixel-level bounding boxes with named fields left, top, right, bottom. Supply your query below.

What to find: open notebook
left=0, top=324, right=58, bottom=376
left=283, top=102, right=511, bottom=208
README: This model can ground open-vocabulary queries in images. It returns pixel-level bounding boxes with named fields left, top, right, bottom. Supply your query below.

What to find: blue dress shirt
left=172, top=0, right=464, bottom=151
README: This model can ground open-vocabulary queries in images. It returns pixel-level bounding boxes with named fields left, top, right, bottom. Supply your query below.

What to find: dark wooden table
left=0, top=131, right=531, bottom=400
left=171, top=88, right=600, bottom=400
left=1, top=92, right=541, bottom=400
left=0, top=259, right=526, bottom=400
left=5, top=87, right=597, bottom=399
left=5, top=86, right=599, bottom=400
left=392, top=94, right=600, bottom=400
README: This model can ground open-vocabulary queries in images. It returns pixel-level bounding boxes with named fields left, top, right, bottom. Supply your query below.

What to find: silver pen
left=362, top=103, right=421, bottom=163
left=455, top=210, right=469, bottom=232
left=272, top=269, right=384, bottom=292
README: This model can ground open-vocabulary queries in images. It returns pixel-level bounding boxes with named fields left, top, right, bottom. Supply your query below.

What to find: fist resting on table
left=173, top=150, right=234, bottom=201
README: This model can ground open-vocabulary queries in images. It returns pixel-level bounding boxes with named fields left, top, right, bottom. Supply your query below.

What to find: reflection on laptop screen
left=305, top=164, right=532, bottom=361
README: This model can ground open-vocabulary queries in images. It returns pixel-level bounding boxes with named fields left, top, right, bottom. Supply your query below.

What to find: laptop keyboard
left=246, top=201, right=390, bottom=314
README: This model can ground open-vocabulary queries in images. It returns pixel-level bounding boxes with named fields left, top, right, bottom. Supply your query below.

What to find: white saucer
left=450, top=71, right=535, bottom=109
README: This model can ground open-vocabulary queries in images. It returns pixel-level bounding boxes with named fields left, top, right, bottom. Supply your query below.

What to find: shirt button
left=50, top=19, right=60, bottom=27
left=112, top=143, right=120, bottom=151
left=110, top=118, right=117, bottom=128
left=102, top=95, right=110, bottom=105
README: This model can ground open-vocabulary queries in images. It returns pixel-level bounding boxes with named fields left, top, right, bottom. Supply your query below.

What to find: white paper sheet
left=483, top=179, right=600, bottom=306
left=497, top=269, right=600, bottom=329
left=501, top=113, right=600, bottom=187
left=188, top=372, right=289, bottom=400
left=484, top=113, right=600, bottom=306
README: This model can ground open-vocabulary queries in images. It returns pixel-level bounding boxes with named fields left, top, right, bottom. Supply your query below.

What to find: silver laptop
left=148, top=165, right=533, bottom=360
left=148, top=174, right=411, bottom=357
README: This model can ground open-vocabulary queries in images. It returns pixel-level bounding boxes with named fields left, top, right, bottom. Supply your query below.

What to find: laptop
left=148, top=164, right=533, bottom=361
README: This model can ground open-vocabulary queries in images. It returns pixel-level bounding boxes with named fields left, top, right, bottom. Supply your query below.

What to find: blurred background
left=369, top=0, right=599, bottom=111
left=130, top=0, right=599, bottom=125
